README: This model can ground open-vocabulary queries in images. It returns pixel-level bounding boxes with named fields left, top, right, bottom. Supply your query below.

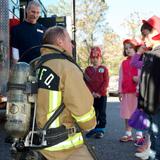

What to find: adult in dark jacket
left=11, top=0, right=45, bottom=64
left=137, top=15, right=160, bottom=160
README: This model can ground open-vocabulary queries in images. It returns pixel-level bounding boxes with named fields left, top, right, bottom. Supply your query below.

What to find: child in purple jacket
left=130, top=45, right=151, bottom=152
left=130, top=45, right=146, bottom=69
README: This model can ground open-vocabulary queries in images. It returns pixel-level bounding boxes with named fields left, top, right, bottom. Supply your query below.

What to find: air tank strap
left=7, top=81, right=38, bottom=94
left=26, top=125, right=81, bottom=149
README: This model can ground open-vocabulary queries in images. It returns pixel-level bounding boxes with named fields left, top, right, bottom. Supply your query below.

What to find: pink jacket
left=119, top=57, right=138, bottom=93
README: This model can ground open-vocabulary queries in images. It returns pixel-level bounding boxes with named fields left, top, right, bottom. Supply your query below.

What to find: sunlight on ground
left=108, top=97, right=119, bottom=102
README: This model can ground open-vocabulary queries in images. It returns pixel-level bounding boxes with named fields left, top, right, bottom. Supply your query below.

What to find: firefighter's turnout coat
left=36, top=45, right=96, bottom=160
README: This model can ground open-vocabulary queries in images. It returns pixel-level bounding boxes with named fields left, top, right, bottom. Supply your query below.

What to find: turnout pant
left=18, top=145, right=94, bottom=160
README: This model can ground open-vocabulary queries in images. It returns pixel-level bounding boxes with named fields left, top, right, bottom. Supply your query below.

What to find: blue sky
left=41, top=0, right=160, bottom=38
left=41, top=0, right=58, bottom=6
left=106, top=0, right=160, bottom=38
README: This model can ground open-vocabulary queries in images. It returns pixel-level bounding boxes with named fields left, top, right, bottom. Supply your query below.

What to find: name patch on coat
left=37, top=29, right=44, bottom=33
left=98, top=68, right=104, bottom=73
left=37, top=66, right=59, bottom=90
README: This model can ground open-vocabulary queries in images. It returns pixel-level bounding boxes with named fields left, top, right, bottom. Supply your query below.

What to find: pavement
left=0, top=116, right=11, bottom=160
left=0, top=97, right=139, bottom=160
left=87, top=97, right=139, bottom=160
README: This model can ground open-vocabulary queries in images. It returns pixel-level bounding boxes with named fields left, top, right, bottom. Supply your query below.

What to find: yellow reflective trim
left=48, top=91, right=62, bottom=112
left=72, top=106, right=95, bottom=123
left=44, top=133, right=84, bottom=151
left=47, top=91, right=62, bottom=128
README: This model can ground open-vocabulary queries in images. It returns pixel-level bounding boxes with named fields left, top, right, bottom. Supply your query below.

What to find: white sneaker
left=135, top=148, right=150, bottom=160
left=135, top=148, right=156, bottom=160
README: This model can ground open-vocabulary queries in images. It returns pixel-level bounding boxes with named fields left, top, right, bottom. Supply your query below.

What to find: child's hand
left=92, top=92, right=101, bottom=98
left=95, top=93, right=101, bottom=98
left=133, top=76, right=139, bottom=83
left=92, top=92, right=98, bottom=98
left=119, top=93, right=122, bottom=102
left=137, top=45, right=147, bottom=55
left=92, top=92, right=96, bottom=97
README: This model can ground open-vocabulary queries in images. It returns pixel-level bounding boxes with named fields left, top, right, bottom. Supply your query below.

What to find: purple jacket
left=130, top=53, right=143, bottom=69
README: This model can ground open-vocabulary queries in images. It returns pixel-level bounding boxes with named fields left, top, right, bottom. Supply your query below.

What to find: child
left=130, top=43, right=151, bottom=145
left=119, top=39, right=138, bottom=142
left=84, top=46, right=109, bottom=139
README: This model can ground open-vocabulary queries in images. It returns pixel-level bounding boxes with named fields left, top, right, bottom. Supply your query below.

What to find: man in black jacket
left=11, top=1, right=45, bottom=64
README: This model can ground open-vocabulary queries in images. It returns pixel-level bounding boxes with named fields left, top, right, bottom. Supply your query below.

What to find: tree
left=47, top=0, right=71, bottom=16
left=103, top=29, right=123, bottom=75
left=122, top=12, right=142, bottom=39
left=75, top=0, right=109, bottom=68
left=46, top=0, right=110, bottom=69
left=46, top=0, right=124, bottom=75
left=76, top=0, right=108, bottom=44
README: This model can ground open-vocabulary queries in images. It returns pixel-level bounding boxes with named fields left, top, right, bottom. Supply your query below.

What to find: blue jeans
left=149, top=108, right=160, bottom=160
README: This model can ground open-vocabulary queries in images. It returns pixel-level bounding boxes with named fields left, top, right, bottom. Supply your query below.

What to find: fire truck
left=0, top=0, right=67, bottom=109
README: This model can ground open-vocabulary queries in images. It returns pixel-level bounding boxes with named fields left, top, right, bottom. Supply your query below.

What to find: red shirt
left=85, top=65, right=109, bottom=96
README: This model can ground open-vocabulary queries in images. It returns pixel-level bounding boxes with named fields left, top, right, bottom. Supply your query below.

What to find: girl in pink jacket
left=119, top=39, right=138, bottom=142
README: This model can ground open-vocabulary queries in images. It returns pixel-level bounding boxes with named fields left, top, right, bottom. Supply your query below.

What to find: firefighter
left=25, top=26, right=97, bottom=160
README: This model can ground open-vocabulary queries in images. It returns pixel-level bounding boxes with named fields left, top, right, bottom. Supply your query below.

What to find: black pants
left=94, top=96, right=107, bottom=129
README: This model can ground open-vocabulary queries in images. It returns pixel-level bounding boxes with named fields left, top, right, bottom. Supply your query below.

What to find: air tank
left=5, top=62, right=32, bottom=138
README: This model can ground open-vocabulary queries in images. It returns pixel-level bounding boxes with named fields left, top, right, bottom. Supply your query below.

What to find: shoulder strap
left=35, top=53, right=66, bottom=69
left=43, top=103, right=65, bottom=130
left=35, top=52, right=84, bottom=74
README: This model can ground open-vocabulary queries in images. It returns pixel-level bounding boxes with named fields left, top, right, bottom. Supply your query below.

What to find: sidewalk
left=87, top=98, right=138, bottom=160
left=107, top=96, right=119, bottom=102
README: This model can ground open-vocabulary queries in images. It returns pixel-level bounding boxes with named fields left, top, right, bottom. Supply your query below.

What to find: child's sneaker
left=135, top=148, right=151, bottom=160
left=95, top=131, right=104, bottom=139
left=85, top=129, right=97, bottom=138
left=136, top=136, right=151, bottom=152
left=119, top=135, right=133, bottom=142
left=135, top=137, right=145, bottom=146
